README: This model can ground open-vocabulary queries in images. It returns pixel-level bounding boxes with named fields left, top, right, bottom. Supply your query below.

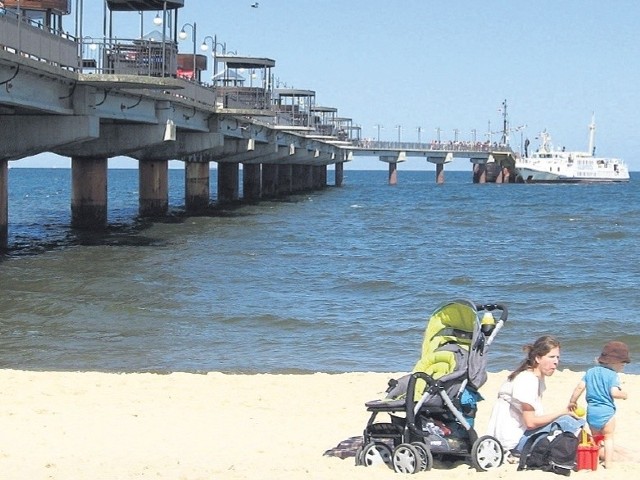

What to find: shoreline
left=0, top=369, right=637, bottom=479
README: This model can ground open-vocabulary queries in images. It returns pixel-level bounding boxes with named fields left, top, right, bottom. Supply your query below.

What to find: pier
left=0, top=1, right=517, bottom=251
left=350, top=140, right=516, bottom=185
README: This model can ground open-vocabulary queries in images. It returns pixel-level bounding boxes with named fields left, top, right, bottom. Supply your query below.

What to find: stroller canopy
left=413, top=299, right=488, bottom=390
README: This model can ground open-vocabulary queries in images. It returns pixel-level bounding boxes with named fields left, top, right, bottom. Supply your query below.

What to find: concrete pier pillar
left=217, top=162, right=239, bottom=203
left=139, top=159, right=169, bottom=216
left=304, top=165, right=314, bottom=190
left=185, top=161, right=210, bottom=212
left=292, top=165, right=305, bottom=192
left=313, top=165, right=327, bottom=189
left=335, top=162, right=344, bottom=187
left=502, top=167, right=511, bottom=183
left=389, top=162, right=398, bottom=185
left=243, top=163, right=261, bottom=201
left=262, top=164, right=278, bottom=198
left=435, top=163, right=445, bottom=184
left=277, top=164, right=292, bottom=195
left=0, top=159, right=7, bottom=251
left=71, top=156, right=108, bottom=230
left=476, top=163, right=487, bottom=184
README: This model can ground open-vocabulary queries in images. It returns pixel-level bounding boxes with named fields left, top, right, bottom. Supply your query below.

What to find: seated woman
left=486, top=335, right=583, bottom=457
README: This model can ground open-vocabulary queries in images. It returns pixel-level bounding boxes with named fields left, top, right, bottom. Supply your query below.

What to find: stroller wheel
left=360, top=442, right=392, bottom=468
left=392, top=443, right=421, bottom=474
left=411, top=442, right=433, bottom=471
left=470, top=435, right=504, bottom=471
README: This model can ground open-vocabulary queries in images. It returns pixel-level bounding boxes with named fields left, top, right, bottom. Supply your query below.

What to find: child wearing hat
left=568, top=340, right=630, bottom=469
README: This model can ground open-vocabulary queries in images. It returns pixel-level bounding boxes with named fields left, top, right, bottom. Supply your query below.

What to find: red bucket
left=576, top=432, right=603, bottom=471
left=577, top=444, right=599, bottom=471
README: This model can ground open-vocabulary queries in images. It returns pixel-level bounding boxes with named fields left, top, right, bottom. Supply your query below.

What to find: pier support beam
left=292, top=165, right=305, bottom=192
left=0, top=159, right=7, bottom=251
left=243, top=163, right=262, bottom=201
left=277, top=164, right=292, bottom=196
left=427, top=152, right=453, bottom=184
left=335, top=162, right=344, bottom=187
left=313, top=165, right=327, bottom=189
left=304, top=165, right=314, bottom=190
left=499, top=166, right=511, bottom=183
left=388, top=162, right=398, bottom=186
left=380, top=152, right=405, bottom=185
left=435, top=163, right=445, bottom=184
left=475, top=163, right=487, bottom=184
left=71, top=156, right=108, bottom=230
left=185, top=161, right=210, bottom=212
left=139, top=159, right=169, bottom=216
left=217, top=163, right=239, bottom=203
left=262, top=164, right=278, bottom=198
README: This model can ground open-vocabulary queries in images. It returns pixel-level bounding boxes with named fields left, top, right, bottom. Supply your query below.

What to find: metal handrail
left=0, top=10, right=78, bottom=69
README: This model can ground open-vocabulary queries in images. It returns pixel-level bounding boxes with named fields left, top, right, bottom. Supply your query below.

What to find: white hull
left=516, top=158, right=630, bottom=183
left=515, top=119, right=630, bottom=183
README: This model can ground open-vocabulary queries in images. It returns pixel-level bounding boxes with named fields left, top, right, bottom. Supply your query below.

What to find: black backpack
left=517, top=424, right=580, bottom=476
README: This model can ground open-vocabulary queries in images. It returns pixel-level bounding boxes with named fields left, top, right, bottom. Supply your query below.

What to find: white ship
left=515, top=118, right=629, bottom=183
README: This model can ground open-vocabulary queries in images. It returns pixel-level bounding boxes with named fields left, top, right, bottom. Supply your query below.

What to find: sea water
left=1, top=168, right=638, bottom=374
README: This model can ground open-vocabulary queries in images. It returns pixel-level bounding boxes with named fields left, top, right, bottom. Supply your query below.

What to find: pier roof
left=107, top=0, right=184, bottom=11
left=216, top=56, right=276, bottom=69
left=311, top=106, right=338, bottom=113
left=274, top=88, right=315, bottom=98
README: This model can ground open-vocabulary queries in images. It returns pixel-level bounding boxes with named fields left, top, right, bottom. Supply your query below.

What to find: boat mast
left=588, top=113, right=596, bottom=155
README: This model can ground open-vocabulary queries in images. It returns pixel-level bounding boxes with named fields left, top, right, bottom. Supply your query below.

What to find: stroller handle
left=476, top=303, right=508, bottom=323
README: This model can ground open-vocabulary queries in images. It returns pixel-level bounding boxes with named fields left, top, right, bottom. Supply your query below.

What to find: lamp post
left=512, top=124, right=527, bottom=155
left=153, top=11, right=163, bottom=26
left=81, top=35, right=98, bottom=71
left=374, top=124, right=383, bottom=142
left=395, top=125, right=402, bottom=143
left=201, top=35, right=226, bottom=81
left=153, top=2, right=167, bottom=77
left=179, top=22, right=197, bottom=81
left=416, top=126, right=422, bottom=144
left=436, top=127, right=441, bottom=144
left=83, top=35, right=98, bottom=52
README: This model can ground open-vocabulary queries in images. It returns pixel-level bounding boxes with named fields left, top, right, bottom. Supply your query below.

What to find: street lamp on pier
left=395, top=124, right=402, bottom=143
left=512, top=124, right=527, bottom=155
left=416, top=126, right=422, bottom=144
left=201, top=35, right=226, bottom=80
left=435, top=127, right=441, bottom=143
left=453, top=128, right=459, bottom=142
left=374, top=124, right=383, bottom=142
left=471, top=128, right=477, bottom=144
left=178, top=22, right=197, bottom=81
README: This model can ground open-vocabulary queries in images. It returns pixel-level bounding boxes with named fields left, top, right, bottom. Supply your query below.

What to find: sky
left=19, top=0, right=640, bottom=171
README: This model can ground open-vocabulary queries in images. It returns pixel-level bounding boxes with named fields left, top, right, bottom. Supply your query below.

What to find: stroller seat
left=357, top=299, right=509, bottom=474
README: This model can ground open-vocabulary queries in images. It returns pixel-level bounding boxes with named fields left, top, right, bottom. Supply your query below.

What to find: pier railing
left=353, top=139, right=514, bottom=153
left=0, top=10, right=78, bottom=70
left=81, top=37, right=177, bottom=77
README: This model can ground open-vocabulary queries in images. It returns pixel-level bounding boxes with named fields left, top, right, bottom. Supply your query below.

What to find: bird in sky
left=251, top=2, right=259, bottom=7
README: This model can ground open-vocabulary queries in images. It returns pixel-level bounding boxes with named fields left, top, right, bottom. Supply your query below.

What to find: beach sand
left=0, top=369, right=637, bottom=479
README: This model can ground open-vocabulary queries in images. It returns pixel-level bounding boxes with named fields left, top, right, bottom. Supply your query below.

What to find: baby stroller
left=357, top=299, right=508, bottom=474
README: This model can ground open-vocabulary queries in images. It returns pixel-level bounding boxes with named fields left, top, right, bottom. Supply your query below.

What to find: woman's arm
left=521, top=403, right=573, bottom=430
